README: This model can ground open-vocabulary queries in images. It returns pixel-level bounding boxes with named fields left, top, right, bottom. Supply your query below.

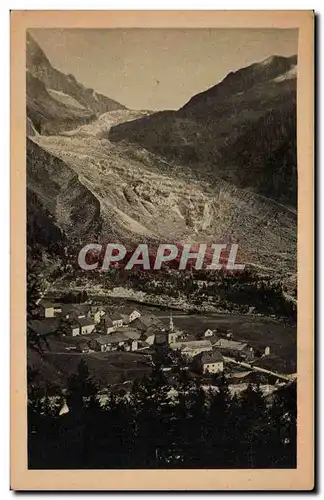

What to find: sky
left=30, top=28, right=298, bottom=111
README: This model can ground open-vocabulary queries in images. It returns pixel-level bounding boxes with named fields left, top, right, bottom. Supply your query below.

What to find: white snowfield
left=47, top=88, right=87, bottom=110
left=30, top=108, right=297, bottom=276
left=62, top=109, right=152, bottom=137
left=273, top=65, right=297, bottom=82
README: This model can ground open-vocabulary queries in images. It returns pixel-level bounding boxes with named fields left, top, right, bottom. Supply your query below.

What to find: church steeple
left=169, top=310, right=174, bottom=332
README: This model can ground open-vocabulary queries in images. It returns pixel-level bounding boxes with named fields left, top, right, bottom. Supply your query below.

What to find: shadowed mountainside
left=26, top=32, right=126, bottom=134
left=109, top=55, right=297, bottom=207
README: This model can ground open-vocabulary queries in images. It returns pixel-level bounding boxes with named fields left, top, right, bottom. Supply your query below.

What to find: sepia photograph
left=10, top=10, right=314, bottom=491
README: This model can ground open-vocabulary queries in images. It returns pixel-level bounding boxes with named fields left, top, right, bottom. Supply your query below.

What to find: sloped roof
left=78, top=317, right=96, bottom=327
left=60, top=304, right=91, bottom=316
left=144, top=324, right=163, bottom=337
left=201, top=350, right=223, bottom=364
left=92, top=332, right=128, bottom=345
left=214, top=338, right=248, bottom=351
left=119, top=329, right=141, bottom=340
left=111, top=313, right=123, bottom=321
left=39, top=300, right=55, bottom=309
left=132, top=315, right=161, bottom=330
left=102, top=314, right=114, bottom=327
left=208, top=335, right=221, bottom=344
left=171, top=340, right=212, bottom=350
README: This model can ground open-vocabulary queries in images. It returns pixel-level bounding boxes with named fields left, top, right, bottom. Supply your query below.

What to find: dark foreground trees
left=28, top=361, right=296, bottom=469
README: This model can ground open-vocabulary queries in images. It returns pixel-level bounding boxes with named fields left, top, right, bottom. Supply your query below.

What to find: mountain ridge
left=109, top=54, right=297, bottom=207
left=26, top=42, right=297, bottom=278
left=26, top=32, right=126, bottom=134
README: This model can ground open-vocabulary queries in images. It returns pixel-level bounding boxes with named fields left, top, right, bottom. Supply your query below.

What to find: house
left=53, top=305, right=63, bottom=315
left=70, top=310, right=87, bottom=321
left=39, top=301, right=55, bottom=318
left=128, top=339, right=138, bottom=352
left=141, top=324, right=177, bottom=346
left=90, top=334, right=125, bottom=352
left=168, top=331, right=178, bottom=344
left=60, top=305, right=90, bottom=321
left=142, top=332, right=155, bottom=345
left=198, top=350, right=224, bottom=374
left=88, top=306, right=106, bottom=324
left=213, top=338, right=248, bottom=355
left=203, top=329, right=214, bottom=337
left=140, top=324, right=160, bottom=345
left=101, top=314, right=116, bottom=334
left=78, top=317, right=96, bottom=335
left=132, top=315, right=162, bottom=333
left=170, top=340, right=213, bottom=358
left=175, top=333, right=195, bottom=343
left=70, top=323, right=81, bottom=337
left=115, top=328, right=141, bottom=351
left=121, top=313, right=131, bottom=325
left=89, top=333, right=137, bottom=352
left=118, top=329, right=141, bottom=341
left=122, top=308, right=141, bottom=324
left=91, top=310, right=102, bottom=324
left=111, top=313, right=124, bottom=328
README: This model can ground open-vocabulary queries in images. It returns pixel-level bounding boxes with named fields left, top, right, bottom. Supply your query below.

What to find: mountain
left=26, top=48, right=297, bottom=278
left=26, top=32, right=126, bottom=134
left=109, top=55, right=297, bottom=207
left=28, top=112, right=296, bottom=275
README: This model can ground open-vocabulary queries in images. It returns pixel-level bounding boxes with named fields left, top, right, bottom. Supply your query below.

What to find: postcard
left=10, top=10, right=314, bottom=490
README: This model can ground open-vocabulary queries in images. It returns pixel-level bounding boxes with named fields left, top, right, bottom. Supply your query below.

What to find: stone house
left=88, top=306, right=106, bottom=324
left=90, top=333, right=138, bottom=352
left=39, top=301, right=55, bottom=318
left=170, top=339, right=213, bottom=359
left=122, top=308, right=141, bottom=324
left=111, top=313, right=124, bottom=328
left=101, top=315, right=116, bottom=334
left=78, top=317, right=96, bottom=335
left=199, top=350, right=224, bottom=374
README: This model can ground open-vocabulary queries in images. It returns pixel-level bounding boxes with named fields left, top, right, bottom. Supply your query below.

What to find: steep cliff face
left=27, top=71, right=96, bottom=134
left=27, top=138, right=102, bottom=247
left=109, top=55, right=297, bottom=207
left=26, top=32, right=126, bottom=134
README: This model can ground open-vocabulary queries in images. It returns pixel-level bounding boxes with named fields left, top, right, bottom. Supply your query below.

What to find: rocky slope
left=27, top=138, right=102, bottom=247
left=26, top=32, right=125, bottom=134
left=26, top=43, right=297, bottom=278
left=28, top=109, right=296, bottom=275
left=109, top=55, right=297, bottom=207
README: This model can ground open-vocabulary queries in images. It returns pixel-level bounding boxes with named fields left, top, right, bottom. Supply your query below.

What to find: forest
left=28, top=359, right=296, bottom=470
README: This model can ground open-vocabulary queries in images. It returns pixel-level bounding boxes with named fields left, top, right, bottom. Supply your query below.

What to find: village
left=27, top=299, right=296, bottom=396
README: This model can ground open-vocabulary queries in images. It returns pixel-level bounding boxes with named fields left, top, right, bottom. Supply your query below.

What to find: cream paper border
left=10, top=10, right=314, bottom=491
